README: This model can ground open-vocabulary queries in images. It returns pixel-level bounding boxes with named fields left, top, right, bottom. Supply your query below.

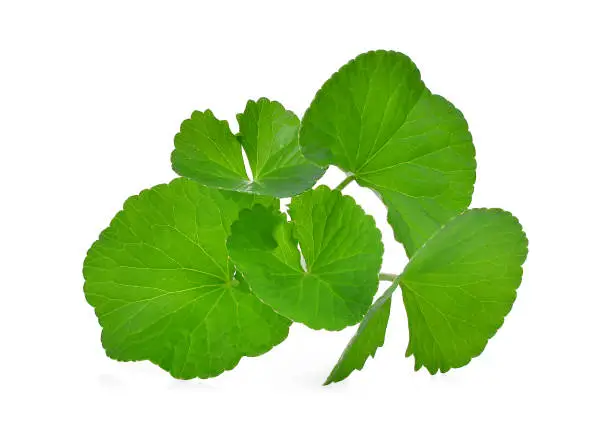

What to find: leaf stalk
left=334, top=175, right=355, bottom=191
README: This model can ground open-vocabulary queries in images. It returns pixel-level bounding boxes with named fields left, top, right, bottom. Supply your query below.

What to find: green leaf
left=228, top=186, right=383, bottom=331
left=299, top=50, right=476, bottom=256
left=399, top=209, right=528, bottom=374
left=324, top=277, right=399, bottom=385
left=237, top=98, right=326, bottom=196
left=172, top=98, right=324, bottom=198
left=83, top=178, right=290, bottom=379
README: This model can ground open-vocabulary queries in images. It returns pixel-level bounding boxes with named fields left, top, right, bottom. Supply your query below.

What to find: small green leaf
left=324, top=277, right=399, bottom=385
left=300, top=50, right=476, bottom=256
left=172, top=109, right=249, bottom=192
left=228, top=186, right=383, bottom=331
left=400, top=209, right=528, bottom=374
left=172, top=98, right=324, bottom=197
left=83, top=178, right=290, bottom=379
left=237, top=98, right=326, bottom=196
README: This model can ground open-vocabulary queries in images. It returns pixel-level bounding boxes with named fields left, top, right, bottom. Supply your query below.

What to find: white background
left=1, top=0, right=610, bottom=420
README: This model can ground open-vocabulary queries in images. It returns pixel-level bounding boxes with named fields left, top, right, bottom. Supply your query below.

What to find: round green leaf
left=399, top=208, right=528, bottom=374
left=83, top=178, right=290, bottom=379
left=299, top=50, right=476, bottom=256
left=172, top=98, right=324, bottom=198
left=172, top=109, right=249, bottom=192
left=227, top=186, right=383, bottom=331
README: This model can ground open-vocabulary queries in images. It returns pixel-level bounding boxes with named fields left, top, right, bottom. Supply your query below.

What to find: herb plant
left=83, top=50, right=528, bottom=384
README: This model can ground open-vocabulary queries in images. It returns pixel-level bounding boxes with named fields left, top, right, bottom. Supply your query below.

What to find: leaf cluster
left=83, top=50, right=528, bottom=384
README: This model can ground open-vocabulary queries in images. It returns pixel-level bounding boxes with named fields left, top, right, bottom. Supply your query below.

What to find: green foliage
left=228, top=186, right=383, bottom=330
left=300, top=50, right=476, bottom=256
left=325, top=278, right=399, bottom=384
left=83, top=179, right=290, bottom=379
left=172, top=98, right=324, bottom=198
left=400, top=209, right=528, bottom=374
left=84, top=50, right=528, bottom=384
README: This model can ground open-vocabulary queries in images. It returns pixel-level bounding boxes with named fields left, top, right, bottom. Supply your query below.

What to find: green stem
left=379, top=272, right=398, bottom=281
left=334, top=175, right=355, bottom=191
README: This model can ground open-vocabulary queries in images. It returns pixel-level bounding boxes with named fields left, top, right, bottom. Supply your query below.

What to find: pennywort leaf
left=84, top=50, right=528, bottom=385
left=83, top=178, right=290, bottom=379
left=324, top=277, right=399, bottom=385
left=325, top=208, right=528, bottom=383
left=172, top=98, right=324, bottom=198
left=228, top=186, right=383, bottom=331
left=400, top=208, right=528, bottom=374
left=300, top=50, right=476, bottom=256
